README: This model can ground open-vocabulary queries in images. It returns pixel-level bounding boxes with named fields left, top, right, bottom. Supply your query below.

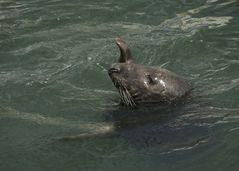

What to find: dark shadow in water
left=105, top=99, right=212, bottom=150
left=56, top=90, right=225, bottom=154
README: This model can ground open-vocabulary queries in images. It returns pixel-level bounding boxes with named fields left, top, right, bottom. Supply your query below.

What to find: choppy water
left=0, top=0, right=239, bottom=170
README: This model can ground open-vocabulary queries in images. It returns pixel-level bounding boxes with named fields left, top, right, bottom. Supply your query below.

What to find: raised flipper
left=115, top=37, right=133, bottom=63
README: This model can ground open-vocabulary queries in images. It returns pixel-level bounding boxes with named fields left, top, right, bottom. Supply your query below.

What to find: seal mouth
left=111, top=77, right=136, bottom=107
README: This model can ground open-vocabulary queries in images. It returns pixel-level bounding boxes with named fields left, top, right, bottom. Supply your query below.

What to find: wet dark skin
left=108, top=38, right=191, bottom=107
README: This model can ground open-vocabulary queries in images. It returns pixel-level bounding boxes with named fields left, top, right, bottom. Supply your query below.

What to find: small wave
left=198, top=78, right=239, bottom=96
left=188, top=0, right=236, bottom=14
left=0, top=106, right=113, bottom=133
left=160, top=14, right=232, bottom=32
left=59, top=81, right=115, bottom=95
left=159, top=138, right=209, bottom=155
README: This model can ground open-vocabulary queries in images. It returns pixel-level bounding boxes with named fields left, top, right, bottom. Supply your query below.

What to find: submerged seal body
left=108, top=38, right=191, bottom=107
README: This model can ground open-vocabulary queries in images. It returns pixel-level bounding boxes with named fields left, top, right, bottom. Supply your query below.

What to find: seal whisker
left=121, top=88, right=130, bottom=105
left=118, top=86, right=127, bottom=105
left=120, top=83, right=135, bottom=107
left=113, top=80, right=135, bottom=107
left=125, top=89, right=135, bottom=106
left=123, top=89, right=131, bottom=106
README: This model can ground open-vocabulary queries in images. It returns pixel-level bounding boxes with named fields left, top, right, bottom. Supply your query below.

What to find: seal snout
left=108, top=64, right=121, bottom=75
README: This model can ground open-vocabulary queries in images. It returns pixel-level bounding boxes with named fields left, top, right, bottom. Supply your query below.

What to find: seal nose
left=108, top=65, right=120, bottom=75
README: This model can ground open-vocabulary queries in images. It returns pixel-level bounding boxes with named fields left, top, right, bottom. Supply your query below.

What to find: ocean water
left=0, top=0, right=239, bottom=170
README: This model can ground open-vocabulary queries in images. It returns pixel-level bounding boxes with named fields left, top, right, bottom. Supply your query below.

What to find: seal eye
left=146, top=74, right=156, bottom=85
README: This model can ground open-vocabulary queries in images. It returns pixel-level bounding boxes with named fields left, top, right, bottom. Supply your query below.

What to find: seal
left=108, top=38, right=191, bottom=107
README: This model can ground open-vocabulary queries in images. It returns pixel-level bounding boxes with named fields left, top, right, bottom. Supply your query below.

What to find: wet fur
left=108, top=38, right=191, bottom=107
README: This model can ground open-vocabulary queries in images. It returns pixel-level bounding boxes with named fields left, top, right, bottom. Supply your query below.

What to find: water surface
left=0, top=0, right=239, bottom=171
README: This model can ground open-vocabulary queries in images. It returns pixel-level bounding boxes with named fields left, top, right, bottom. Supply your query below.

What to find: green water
left=0, top=0, right=239, bottom=170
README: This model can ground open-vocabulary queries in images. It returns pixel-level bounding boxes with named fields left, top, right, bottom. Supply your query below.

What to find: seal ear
left=115, top=37, right=133, bottom=63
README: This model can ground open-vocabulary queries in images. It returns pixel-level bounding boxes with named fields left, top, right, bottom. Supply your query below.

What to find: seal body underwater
left=108, top=38, right=191, bottom=107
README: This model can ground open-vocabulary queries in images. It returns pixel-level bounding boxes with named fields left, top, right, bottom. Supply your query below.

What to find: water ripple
left=0, top=0, right=238, bottom=165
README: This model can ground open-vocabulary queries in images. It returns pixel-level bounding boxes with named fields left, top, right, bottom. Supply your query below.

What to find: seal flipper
left=115, top=37, right=133, bottom=63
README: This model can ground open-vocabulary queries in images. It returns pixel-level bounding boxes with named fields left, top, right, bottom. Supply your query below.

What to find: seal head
left=108, top=38, right=191, bottom=107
